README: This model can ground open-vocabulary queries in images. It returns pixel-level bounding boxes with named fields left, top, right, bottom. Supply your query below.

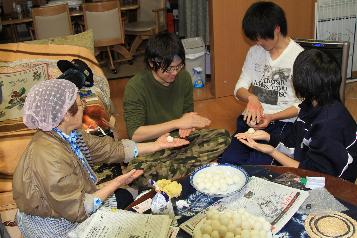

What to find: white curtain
left=317, top=0, right=357, bottom=77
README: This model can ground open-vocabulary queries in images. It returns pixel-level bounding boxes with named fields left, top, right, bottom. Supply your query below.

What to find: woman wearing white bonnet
left=12, top=79, right=189, bottom=237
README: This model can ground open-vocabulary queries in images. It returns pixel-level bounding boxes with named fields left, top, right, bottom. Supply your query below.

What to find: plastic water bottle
left=193, top=67, right=204, bottom=88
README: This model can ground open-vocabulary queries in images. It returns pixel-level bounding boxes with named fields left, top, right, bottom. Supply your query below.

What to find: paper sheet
left=68, top=207, right=172, bottom=238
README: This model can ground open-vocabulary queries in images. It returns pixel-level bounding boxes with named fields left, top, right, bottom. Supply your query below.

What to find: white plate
left=190, top=163, right=249, bottom=197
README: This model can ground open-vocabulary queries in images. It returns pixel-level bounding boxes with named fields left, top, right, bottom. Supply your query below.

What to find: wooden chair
left=125, top=0, right=167, bottom=56
left=83, top=1, right=132, bottom=73
left=32, top=4, right=73, bottom=40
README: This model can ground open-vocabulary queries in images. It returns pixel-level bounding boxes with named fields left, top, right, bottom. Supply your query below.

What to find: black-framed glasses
left=163, top=62, right=185, bottom=73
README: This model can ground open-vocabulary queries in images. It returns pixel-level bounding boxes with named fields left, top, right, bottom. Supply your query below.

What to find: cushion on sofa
left=0, top=39, right=111, bottom=111
left=0, top=62, right=49, bottom=137
left=25, top=30, right=95, bottom=55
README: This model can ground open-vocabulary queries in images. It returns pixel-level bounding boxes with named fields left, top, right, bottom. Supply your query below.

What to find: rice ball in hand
left=247, top=128, right=255, bottom=134
left=166, top=135, right=174, bottom=143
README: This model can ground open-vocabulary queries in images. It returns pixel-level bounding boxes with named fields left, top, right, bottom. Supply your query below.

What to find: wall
left=210, top=0, right=316, bottom=98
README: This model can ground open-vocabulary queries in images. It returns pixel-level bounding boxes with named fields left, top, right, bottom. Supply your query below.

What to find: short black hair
left=293, top=49, right=341, bottom=106
left=145, top=32, right=185, bottom=72
left=242, top=1, right=287, bottom=41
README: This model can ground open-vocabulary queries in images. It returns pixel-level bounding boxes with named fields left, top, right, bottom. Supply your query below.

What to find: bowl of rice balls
left=190, top=163, right=249, bottom=197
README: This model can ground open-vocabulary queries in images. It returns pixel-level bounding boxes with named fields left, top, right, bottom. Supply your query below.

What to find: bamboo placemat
left=305, top=212, right=357, bottom=238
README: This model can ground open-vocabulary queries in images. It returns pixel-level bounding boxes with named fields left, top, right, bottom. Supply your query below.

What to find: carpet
left=103, top=55, right=146, bottom=80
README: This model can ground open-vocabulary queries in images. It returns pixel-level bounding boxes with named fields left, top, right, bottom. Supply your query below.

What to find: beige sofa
left=0, top=31, right=119, bottom=211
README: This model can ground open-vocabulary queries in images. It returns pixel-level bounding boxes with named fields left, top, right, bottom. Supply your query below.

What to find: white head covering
left=23, top=79, right=78, bottom=131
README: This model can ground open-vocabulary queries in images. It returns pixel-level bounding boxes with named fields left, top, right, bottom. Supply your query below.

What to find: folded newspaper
left=68, top=207, right=172, bottom=238
left=180, top=176, right=309, bottom=235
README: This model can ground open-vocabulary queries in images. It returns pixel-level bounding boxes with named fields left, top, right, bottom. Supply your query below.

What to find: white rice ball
left=166, top=135, right=174, bottom=143
left=247, top=128, right=255, bottom=134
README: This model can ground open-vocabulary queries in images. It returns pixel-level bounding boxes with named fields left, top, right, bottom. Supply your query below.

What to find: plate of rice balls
left=190, top=163, right=249, bottom=197
left=193, top=208, right=272, bottom=238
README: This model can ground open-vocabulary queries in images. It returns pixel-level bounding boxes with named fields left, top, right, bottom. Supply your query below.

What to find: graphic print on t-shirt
left=252, top=64, right=291, bottom=105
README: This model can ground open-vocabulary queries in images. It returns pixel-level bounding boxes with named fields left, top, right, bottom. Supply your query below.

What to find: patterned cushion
left=0, top=43, right=111, bottom=117
left=25, top=30, right=95, bottom=54
left=0, top=62, right=49, bottom=137
left=0, top=191, right=16, bottom=211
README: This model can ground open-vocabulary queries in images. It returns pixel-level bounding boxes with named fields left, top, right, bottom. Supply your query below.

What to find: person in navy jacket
left=237, top=49, right=357, bottom=182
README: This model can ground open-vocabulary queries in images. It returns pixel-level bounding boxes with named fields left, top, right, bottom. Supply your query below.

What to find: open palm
left=235, top=129, right=270, bottom=141
left=156, top=133, right=190, bottom=149
left=238, top=137, right=275, bottom=155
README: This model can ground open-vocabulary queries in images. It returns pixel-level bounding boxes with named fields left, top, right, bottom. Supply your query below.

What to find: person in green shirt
left=123, top=32, right=231, bottom=188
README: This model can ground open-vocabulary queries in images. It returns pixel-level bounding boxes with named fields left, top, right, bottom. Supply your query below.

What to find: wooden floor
left=108, top=78, right=357, bottom=138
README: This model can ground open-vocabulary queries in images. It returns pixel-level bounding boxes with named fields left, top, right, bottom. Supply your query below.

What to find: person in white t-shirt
left=220, top=1, right=304, bottom=165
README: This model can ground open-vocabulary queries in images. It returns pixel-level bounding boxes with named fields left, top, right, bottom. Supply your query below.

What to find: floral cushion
left=0, top=62, right=49, bottom=137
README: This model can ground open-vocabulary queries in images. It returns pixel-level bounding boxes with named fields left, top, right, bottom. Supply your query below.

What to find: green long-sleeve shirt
left=123, top=69, right=194, bottom=139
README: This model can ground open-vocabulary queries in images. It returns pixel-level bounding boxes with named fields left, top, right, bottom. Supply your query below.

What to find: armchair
left=83, top=1, right=132, bottom=74
left=31, top=3, right=73, bottom=40
left=125, top=0, right=167, bottom=56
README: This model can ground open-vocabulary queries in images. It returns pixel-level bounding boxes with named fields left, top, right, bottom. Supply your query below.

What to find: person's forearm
left=270, top=149, right=299, bottom=168
left=136, top=141, right=160, bottom=155
left=132, top=120, right=178, bottom=142
left=236, top=88, right=255, bottom=102
left=93, top=178, right=122, bottom=202
left=268, top=106, right=299, bottom=121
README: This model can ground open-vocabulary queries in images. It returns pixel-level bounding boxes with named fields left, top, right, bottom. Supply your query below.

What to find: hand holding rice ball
left=247, top=128, right=255, bottom=134
left=247, top=120, right=257, bottom=127
left=193, top=208, right=272, bottom=238
left=166, top=135, right=174, bottom=143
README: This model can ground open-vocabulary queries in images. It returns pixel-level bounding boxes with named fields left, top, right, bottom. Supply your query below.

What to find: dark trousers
left=218, top=116, right=293, bottom=165
left=114, top=188, right=134, bottom=209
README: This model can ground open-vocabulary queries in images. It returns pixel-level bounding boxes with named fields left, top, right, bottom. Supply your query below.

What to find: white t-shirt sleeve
left=234, top=47, right=254, bottom=99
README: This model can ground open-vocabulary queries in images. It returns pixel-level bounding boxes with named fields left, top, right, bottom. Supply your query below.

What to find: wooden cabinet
left=209, top=0, right=316, bottom=98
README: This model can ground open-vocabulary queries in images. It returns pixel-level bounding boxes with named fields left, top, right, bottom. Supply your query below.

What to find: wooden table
left=266, top=165, right=357, bottom=205
left=127, top=165, right=357, bottom=209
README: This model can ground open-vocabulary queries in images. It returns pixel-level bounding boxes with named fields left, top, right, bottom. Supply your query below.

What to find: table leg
left=10, top=24, right=18, bottom=42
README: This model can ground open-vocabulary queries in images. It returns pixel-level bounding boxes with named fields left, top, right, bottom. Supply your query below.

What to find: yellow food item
left=156, top=179, right=172, bottom=188
left=156, top=179, right=182, bottom=198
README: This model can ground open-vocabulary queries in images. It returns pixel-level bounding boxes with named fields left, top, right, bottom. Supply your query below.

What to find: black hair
left=293, top=49, right=341, bottom=106
left=67, top=101, right=79, bottom=116
left=144, top=32, right=185, bottom=72
left=242, top=1, right=287, bottom=41
left=59, top=68, right=87, bottom=89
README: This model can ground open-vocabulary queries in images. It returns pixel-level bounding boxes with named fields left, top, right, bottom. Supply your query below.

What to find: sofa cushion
left=0, top=42, right=111, bottom=108
left=0, top=191, right=16, bottom=212
left=0, top=62, right=49, bottom=137
left=0, top=179, right=12, bottom=193
left=25, top=30, right=95, bottom=55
